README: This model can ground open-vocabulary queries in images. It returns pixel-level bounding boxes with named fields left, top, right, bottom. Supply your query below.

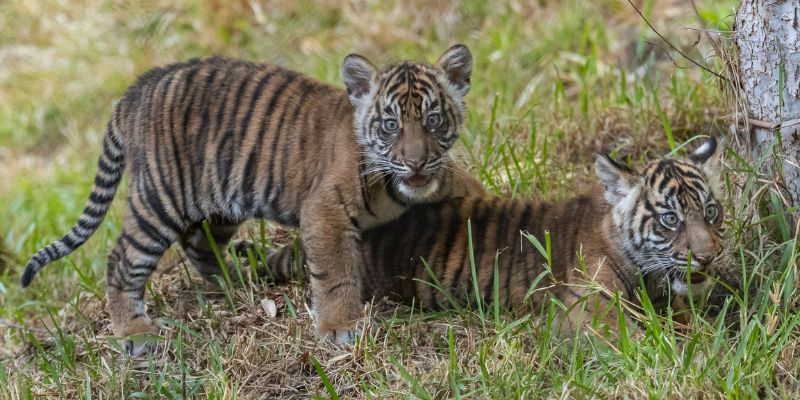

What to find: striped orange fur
left=21, top=45, right=480, bottom=354
left=263, top=139, right=728, bottom=334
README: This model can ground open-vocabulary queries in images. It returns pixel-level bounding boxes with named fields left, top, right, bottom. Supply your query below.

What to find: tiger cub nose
left=676, top=251, right=714, bottom=267
left=693, top=254, right=713, bottom=267
left=404, top=159, right=426, bottom=173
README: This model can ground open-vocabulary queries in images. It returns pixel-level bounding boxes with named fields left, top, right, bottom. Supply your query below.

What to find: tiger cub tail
left=21, top=121, right=126, bottom=287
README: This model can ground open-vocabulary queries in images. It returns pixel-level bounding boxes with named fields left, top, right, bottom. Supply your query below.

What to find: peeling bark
left=735, top=0, right=800, bottom=220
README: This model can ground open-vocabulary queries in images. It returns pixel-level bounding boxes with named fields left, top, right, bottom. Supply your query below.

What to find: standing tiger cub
left=21, top=45, right=477, bottom=354
left=263, top=139, right=728, bottom=335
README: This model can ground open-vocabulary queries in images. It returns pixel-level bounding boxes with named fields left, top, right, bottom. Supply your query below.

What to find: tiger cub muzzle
left=386, top=120, right=453, bottom=201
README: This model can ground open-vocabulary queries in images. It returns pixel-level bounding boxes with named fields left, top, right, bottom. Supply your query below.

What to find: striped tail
left=21, top=122, right=126, bottom=287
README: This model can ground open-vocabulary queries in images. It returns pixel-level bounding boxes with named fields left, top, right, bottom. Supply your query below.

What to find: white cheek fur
left=670, top=278, right=712, bottom=299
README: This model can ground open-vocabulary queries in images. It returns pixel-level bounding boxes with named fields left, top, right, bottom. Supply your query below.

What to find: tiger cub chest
left=356, top=187, right=409, bottom=230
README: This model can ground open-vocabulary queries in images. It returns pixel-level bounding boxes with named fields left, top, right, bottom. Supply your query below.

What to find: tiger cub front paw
left=116, top=317, right=165, bottom=357
left=319, top=325, right=366, bottom=345
left=316, top=317, right=378, bottom=345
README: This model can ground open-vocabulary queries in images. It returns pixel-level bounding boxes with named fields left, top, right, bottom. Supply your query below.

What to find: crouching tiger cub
left=21, top=45, right=479, bottom=354
left=262, top=138, right=728, bottom=335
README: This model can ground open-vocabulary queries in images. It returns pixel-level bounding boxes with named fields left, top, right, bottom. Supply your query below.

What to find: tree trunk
left=735, top=0, right=800, bottom=222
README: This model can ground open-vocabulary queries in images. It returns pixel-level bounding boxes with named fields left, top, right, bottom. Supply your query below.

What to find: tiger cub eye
left=426, top=113, right=442, bottom=128
left=660, top=212, right=679, bottom=228
left=382, top=118, right=399, bottom=134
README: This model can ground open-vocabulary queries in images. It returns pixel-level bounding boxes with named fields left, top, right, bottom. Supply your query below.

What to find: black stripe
left=122, top=233, right=164, bottom=256
left=129, top=268, right=156, bottom=278
left=218, top=70, right=256, bottom=197
left=480, top=198, right=501, bottom=303
left=676, top=166, right=703, bottom=181
left=435, top=203, right=461, bottom=306
left=211, top=66, right=243, bottom=146
left=102, top=127, right=123, bottom=158
left=309, top=270, right=329, bottom=280
left=172, top=67, right=206, bottom=214
left=60, top=233, right=78, bottom=248
left=89, top=191, right=115, bottom=203
left=502, top=203, right=522, bottom=305
left=275, top=78, right=316, bottom=215
left=495, top=201, right=513, bottom=299
left=192, top=68, right=221, bottom=209
left=215, top=127, right=234, bottom=192
left=385, top=79, right=406, bottom=97
left=275, top=80, right=313, bottom=216
left=643, top=198, right=657, bottom=216
left=44, top=246, right=55, bottom=260
left=149, top=73, right=178, bottom=221
left=229, top=69, right=257, bottom=149
left=610, top=262, right=636, bottom=301
left=652, top=160, right=670, bottom=177
left=240, top=70, right=279, bottom=210
left=417, top=204, right=447, bottom=307
left=129, top=202, right=172, bottom=248
left=333, top=186, right=359, bottom=230
left=82, top=205, right=105, bottom=219
left=453, top=198, right=490, bottom=301
left=77, top=218, right=96, bottom=232
left=167, top=66, right=197, bottom=216
left=97, top=154, right=118, bottom=173
left=358, top=156, right=375, bottom=217
left=442, top=198, right=471, bottom=298
left=326, top=281, right=354, bottom=296
left=261, top=76, right=297, bottom=211
left=516, top=203, right=534, bottom=295
left=94, top=173, right=119, bottom=189
left=384, top=176, right=407, bottom=205
left=202, top=70, right=230, bottom=205
left=657, top=173, right=671, bottom=192
left=142, top=160, right=182, bottom=229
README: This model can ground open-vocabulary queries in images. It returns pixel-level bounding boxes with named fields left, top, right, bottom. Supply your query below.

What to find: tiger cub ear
left=342, top=54, right=378, bottom=105
left=690, top=137, right=720, bottom=172
left=690, top=137, right=723, bottom=196
left=595, top=154, right=637, bottom=204
left=436, top=44, right=472, bottom=97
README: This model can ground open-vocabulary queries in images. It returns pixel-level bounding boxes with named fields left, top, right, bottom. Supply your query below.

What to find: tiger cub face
left=596, top=138, right=726, bottom=297
left=341, top=45, right=472, bottom=202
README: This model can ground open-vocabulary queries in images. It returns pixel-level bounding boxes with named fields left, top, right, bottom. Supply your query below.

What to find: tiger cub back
left=264, top=138, right=729, bottom=335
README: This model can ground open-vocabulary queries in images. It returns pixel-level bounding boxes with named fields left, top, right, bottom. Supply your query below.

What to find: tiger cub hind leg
left=106, top=205, right=179, bottom=356
left=230, top=239, right=307, bottom=284
left=178, top=217, right=242, bottom=284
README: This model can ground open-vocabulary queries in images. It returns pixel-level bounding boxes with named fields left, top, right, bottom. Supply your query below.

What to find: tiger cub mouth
left=402, top=174, right=432, bottom=188
left=688, top=272, right=706, bottom=284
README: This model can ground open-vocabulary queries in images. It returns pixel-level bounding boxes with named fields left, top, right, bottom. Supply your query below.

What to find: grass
left=2, top=0, right=798, bottom=398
